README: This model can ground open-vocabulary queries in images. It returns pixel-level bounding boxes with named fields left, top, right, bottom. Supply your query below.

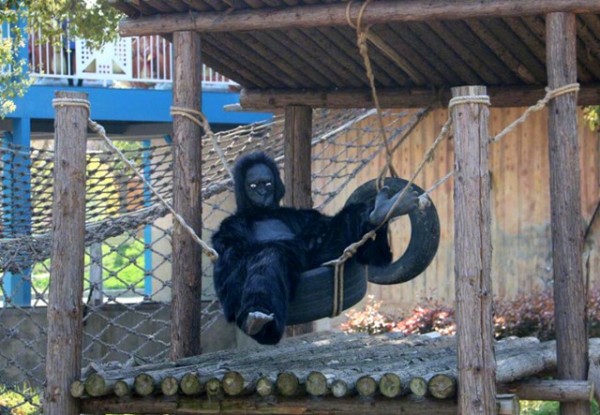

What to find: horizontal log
left=117, top=0, right=600, bottom=36
left=84, top=373, right=115, bottom=397
left=114, top=379, right=133, bottom=397
left=428, top=373, right=457, bottom=399
left=134, top=373, right=159, bottom=396
left=356, top=374, right=380, bottom=398
left=222, top=371, right=257, bottom=396
left=277, top=372, right=306, bottom=397
left=206, top=377, right=224, bottom=398
left=379, top=372, right=407, bottom=398
left=161, top=375, right=179, bottom=396
left=81, top=395, right=458, bottom=414
left=180, top=372, right=204, bottom=396
left=513, top=380, right=594, bottom=402
left=240, top=84, right=600, bottom=110
left=70, top=380, right=85, bottom=398
left=331, top=379, right=354, bottom=398
left=306, top=371, right=331, bottom=397
left=256, top=375, right=276, bottom=397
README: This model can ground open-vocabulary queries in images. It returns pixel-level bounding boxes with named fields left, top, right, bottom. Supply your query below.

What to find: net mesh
left=0, top=107, right=423, bottom=412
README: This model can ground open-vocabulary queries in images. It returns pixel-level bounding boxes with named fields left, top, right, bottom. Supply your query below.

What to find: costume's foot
left=245, top=311, right=274, bottom=336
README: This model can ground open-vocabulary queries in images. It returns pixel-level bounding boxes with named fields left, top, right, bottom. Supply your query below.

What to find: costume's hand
left=369, top=186, right=420, bottom=225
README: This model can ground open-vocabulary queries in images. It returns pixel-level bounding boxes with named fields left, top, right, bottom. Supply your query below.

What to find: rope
left=52, top=97, right=219, bottom=262
left=448, top=95, right=491, bottom=108
left=52, top=97, right=92, bottom=111
left=492, top=83, right=580, bottom=143
left=170, top=106, right=234, bottom=181
left=346, top=0, right=399, bottom=185
left=90, top=119, right=219, bottom=262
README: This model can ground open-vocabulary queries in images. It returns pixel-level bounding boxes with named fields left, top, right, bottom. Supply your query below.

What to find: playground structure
left=1, top=0, right=600, bottom=414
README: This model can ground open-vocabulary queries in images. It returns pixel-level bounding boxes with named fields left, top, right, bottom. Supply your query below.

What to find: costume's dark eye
left=265, top=182, right=272, bottom=187
left=249, top=183, right=257, bottom=189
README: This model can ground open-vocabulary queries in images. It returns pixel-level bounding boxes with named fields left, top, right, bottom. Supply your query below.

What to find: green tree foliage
left=584, top=106, right=600, bottom=131
left=0, top=0, right=123, bottom=117
left=0, top=3, right=29, bottom=116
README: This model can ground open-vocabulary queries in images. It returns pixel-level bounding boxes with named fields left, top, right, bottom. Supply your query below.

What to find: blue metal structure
left=10, top=85, right=271, bottom=124
left=2, top=15, right=33, bottom=306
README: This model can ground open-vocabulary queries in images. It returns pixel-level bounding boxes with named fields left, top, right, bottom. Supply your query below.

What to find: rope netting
left=0, top=76, right=578, bottom=414
left=0, top=106, right=423, bottom=412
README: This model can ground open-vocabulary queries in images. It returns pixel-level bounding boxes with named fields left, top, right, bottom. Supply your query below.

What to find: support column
left=451, top=86, right=496, bottom=414
left=283, top=105, right=313, bottom=336
left=546, top=13, right=589, bottom=415
left=171, top=31, right=203, bottom=359
left=44, top=91, right=87, bottom=415
left=2, top=118, right=32, bottom=306
left=143, top=139, right=153, bottom=298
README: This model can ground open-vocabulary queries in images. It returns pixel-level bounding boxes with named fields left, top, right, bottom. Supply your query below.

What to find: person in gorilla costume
left=212, top=151, right=418, bottom=345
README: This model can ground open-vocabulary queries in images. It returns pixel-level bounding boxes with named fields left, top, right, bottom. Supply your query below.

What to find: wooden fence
left=319, top=107, right=599, bottom=317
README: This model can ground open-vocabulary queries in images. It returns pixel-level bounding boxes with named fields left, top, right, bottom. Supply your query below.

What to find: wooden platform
left=72, top=332, right=600, bottom=414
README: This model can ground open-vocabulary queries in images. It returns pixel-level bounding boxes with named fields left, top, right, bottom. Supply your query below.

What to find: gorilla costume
left=212, top=151, right=418, bottom=345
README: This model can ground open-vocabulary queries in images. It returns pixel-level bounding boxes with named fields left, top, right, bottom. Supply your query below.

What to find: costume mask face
left=244, top=163, right=276, bottom=208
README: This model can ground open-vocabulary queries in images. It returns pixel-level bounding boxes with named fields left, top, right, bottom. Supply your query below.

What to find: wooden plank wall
left=318, top=107, right=599, bottom=318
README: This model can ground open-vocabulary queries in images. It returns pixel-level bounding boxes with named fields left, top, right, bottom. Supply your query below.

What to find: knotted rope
left=492, top=83, right=579, bottom=142
left=170, top=105, right=234, bottom=181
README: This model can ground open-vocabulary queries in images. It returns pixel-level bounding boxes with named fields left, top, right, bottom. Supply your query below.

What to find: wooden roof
left=110, top=0, right=600, bottom=108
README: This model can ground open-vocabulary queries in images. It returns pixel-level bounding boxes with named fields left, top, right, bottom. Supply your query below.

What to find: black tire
left=287, top=260, right=366, bottom=325
left=346, top=177, right=440, bottom=285
left=286, top=177, right=439, bottom=325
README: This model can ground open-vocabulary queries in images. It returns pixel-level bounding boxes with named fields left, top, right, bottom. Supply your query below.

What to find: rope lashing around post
left=492, top=83, right=580, bottom=143
left=51, top=97, right=220, bottom=263
left=170, top=106, right=234, bottom=181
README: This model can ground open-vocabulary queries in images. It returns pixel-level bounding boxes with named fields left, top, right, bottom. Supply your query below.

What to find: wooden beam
left=45, top=91, right=88, bottom=415
left=283, top=105, right=313, bottom=337
left=239, top=84, right=600, bottom=109
left=80, top=395, right=458, bottom=414
left=170, top=30, right=204, bottom=360
left=118, top=0, right=600, bottom=36
left=451, top=85, right=496, bottom=414
left=283, top=106, right=312, bottom=209
left=546, top=12, right=589, bottom=415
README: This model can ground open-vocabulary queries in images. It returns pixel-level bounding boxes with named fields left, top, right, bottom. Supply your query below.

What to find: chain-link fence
left=0, top=108, right=420, bottom=413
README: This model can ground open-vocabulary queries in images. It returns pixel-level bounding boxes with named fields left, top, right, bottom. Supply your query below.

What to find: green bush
left=0, top=385, right=41, bottom=415
left=30, top=238, right=146, bottom=293
left=521, top=400, right=599, bottom=415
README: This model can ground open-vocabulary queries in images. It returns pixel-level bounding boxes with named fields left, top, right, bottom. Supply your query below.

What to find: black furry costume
left=212, top=151, right=393, bottom=345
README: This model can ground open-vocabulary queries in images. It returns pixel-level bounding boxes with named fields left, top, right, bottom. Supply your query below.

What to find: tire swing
left=286, top=177, right=440, bottom=325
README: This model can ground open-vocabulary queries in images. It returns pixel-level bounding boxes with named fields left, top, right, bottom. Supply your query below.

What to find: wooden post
left=283, top=105, right=313, bottom=336
left=171, top=31, right=204, bottom=359
left=44, top=91, right=88, bottom=415
left=546, top=12, right=589, bottom=415
left=451, top=85, right=496, bottom=414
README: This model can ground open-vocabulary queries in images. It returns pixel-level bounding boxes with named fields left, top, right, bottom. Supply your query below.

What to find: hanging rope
left=491, top=83, right=580, bottom=143
left=346, top=0, right=399, bottom=184
left=52, top=97, right=219, bottom=262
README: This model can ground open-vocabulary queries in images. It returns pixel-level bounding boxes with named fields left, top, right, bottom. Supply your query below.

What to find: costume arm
left=305, top=204, right=392, bottom=267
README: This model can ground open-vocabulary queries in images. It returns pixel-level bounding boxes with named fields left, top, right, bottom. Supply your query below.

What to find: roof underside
left=110, top=0, right=600, bottom=107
